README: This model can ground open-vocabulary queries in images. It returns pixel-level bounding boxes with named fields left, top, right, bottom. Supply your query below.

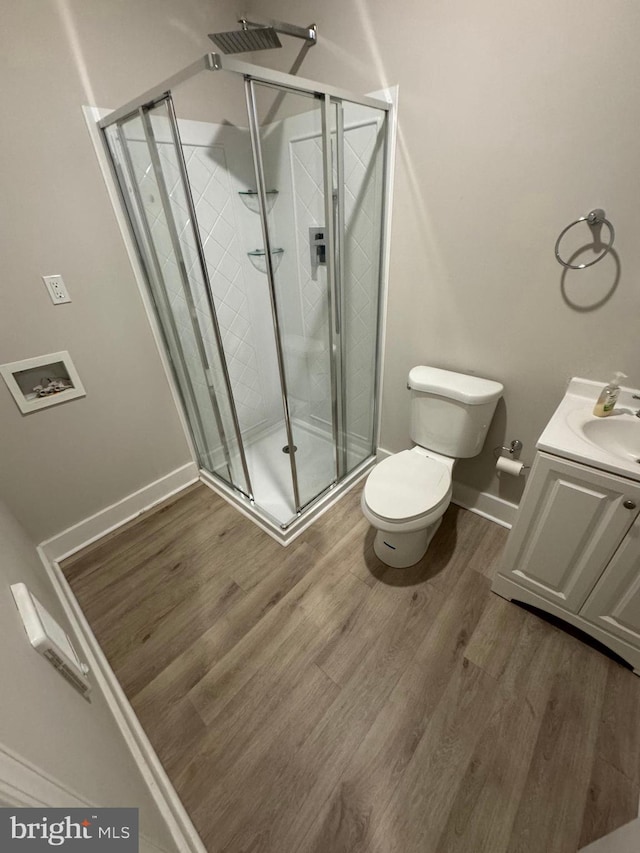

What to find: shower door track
left=200, top=455, right=376, bottom=545
left=98, top=54, right=390, bottom=132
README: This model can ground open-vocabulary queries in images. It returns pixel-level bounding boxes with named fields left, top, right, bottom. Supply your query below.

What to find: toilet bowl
left=361, top=365, right=503, bottom=569
left=362, top=447, right=454, bottom=568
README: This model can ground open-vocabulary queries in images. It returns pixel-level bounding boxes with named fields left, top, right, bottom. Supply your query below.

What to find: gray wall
left=245, top=0, right=640, bottom=507
left=0, top=499, right=175, bottom=848
left=4, top=0, right=640, bottom=541
left=0, top=0, right=239, bottom=542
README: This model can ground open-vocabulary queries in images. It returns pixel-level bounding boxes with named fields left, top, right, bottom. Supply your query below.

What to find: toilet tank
left=408, top=366, right=503, bottom=458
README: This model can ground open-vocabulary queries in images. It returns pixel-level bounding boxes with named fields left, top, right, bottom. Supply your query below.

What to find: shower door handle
left=332, top=190, right=341, bottom=337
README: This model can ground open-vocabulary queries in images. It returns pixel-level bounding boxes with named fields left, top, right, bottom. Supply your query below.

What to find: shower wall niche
left=102, top=55, right=389, bottom=536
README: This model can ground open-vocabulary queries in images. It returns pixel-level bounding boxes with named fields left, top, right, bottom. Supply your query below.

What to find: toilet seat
left=363, top=449, right=452, bottom=523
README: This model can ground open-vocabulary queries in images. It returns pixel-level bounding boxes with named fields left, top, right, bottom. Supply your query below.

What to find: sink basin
left=581, top=417, right=640, bottom=464
left=536, top=378, right=640, bottom=483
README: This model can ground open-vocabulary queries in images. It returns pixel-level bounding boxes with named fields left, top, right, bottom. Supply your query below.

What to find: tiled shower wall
left=126, top=107, right=382, bottom=475
left=182, top=137, right=277, bottom=435
left=128, top=123, right=278, bottom=456
left=272, top=107, right=384, bottom=452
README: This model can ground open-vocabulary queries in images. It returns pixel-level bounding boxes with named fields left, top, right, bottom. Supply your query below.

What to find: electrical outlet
left=42, top=274, right=71, bottom=305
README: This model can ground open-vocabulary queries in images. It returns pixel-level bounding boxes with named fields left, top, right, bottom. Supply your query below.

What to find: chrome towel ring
left=554, top=208, right=615, bottom=270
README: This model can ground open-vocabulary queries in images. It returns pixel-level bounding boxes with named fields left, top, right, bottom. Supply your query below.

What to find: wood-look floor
left=62, top=482, right=640, bottom=853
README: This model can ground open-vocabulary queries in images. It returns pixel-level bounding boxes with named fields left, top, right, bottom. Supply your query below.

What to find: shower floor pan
left=200, top=420, right=375, bottom=544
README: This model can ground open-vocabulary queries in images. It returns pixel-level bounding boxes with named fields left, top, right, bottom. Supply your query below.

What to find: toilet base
left=373, top=518, right=442, bottom=568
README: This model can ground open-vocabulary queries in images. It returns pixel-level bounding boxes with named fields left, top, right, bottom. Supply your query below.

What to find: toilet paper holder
left=493, top=439, right=530, bottom=475
left=493, top=439, right=524, bottom=460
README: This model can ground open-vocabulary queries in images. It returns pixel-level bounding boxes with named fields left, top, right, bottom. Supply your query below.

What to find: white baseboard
left=32, top=460, right=205, bottom=852
left=0, top=744, right=87, bottom=809
left=451, top=481, right=517, bottom=528
left=39, top=462, right=199, bottom=563
left=36, top=548, right=206, bottom=853
left=0, top=744, right=173, bottom=853
left=376, top=446, right=517, bottom=528
left=376, top=446, right=393, bottom=462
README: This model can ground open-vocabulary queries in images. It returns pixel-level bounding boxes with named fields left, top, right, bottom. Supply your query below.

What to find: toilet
left=362, top=366, right=503, bottom=568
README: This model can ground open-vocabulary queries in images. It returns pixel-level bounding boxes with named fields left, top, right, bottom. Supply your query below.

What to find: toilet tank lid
left=408, top=366, right=503, bottom=405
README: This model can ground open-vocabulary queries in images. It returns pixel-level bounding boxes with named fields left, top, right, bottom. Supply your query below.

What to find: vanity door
left=581, top=515, right=640, bottom=645
left=498, top=452, right=640, bottom=613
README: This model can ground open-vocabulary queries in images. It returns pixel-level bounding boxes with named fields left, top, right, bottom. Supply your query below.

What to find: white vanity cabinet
left=581, top=516, right=640, bottom=646
left=492, top=451, right=640, bottom=672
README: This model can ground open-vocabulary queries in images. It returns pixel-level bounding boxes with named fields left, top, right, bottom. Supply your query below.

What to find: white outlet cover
left=42, top=274, right=71, bottom=304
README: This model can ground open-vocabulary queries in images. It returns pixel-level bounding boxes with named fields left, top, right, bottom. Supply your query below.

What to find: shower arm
left=240, top=18, right=317, bottom=46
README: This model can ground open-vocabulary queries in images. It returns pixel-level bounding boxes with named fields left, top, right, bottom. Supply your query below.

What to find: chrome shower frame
left=98, top=54, right=392, bottom=542
left=99, top=54, right=388, bottom=130
left=239, top=18, right=318, bottom=46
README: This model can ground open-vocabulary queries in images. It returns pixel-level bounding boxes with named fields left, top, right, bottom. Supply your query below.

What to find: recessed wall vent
left=10, top=583, right=91, bottom=698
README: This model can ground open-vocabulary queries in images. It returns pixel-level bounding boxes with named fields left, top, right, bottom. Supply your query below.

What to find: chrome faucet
left=607, top=406, right=640, bottom=417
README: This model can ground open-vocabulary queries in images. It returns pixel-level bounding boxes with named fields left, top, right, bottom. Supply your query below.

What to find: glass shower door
left=246, top=81, right=387, bottom=512
left=104, top=101, right=252, bottom=497
left=247, top=81, right=340, bottom=512
left=337, top=100, right=386, bottom=472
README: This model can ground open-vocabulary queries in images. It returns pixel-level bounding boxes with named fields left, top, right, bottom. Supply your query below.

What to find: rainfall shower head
left=208, top=18, right=317, bottom=55
left=208, top=23, right=282, bottom=54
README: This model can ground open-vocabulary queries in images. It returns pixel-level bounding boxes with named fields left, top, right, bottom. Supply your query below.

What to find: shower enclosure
left=100, top=54, right=390, bottom=538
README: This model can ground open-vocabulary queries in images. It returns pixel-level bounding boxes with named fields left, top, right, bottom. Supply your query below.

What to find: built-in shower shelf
left=247, top=248, right=284, bottom=274
left=238, top=189, right=278, bottom=214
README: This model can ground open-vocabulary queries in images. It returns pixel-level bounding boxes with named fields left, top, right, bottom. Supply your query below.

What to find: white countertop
left=537, top=377, right=640, bottom=483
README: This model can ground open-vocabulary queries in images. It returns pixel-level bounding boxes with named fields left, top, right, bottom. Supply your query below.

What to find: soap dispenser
left=593, top=371, right=627, bottom=417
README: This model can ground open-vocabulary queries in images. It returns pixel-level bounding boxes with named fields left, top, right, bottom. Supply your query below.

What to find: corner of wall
left=40, top=462, right=199, bottom=563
